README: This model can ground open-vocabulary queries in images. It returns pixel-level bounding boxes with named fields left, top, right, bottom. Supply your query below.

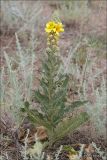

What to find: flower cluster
left=45, top=21, right=64, bottom=50
left=45, top=21, right=64, bottom=35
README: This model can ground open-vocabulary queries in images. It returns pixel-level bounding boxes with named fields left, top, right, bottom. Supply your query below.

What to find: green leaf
left=28, top=110, right=43, bottom=124
left=27, top=110, right=52, bottom=130
left=20, top=101, right=30, bottom=112
left=53, top=89, right=67, bottom=103
left=30, top=109, right=44, bottom=119
left=62, top=76, right=69, bottom=88
left=56, top=75, right=69, bottom=89
left=69, top=100, right=88, bottom=109
left=34, top=90, right=49, bottom=105
left=52, top=112, right=64, bottom=125
left=51, top=112, right=89, bottom=144
left=54, top=103, right=67, bottom=124
left=40, top=78, right=48, bottom=94
left=43, top=63, right=50, bottom=75
left=20, top=108, right=26, bottom=112
left=24, top=101, right=29, bottom=109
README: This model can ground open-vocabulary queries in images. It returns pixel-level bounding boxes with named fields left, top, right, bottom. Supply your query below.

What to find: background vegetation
left=0, top=0, right=106, bottom=160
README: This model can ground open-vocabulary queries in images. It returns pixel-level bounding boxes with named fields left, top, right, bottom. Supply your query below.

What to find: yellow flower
left=45, top=21, right=64, bottom=35
left=45, top=21, right=64, bottom=51
left=45, top=21, right=56, bottom=33
left=55, top=22, right=64, bottom=35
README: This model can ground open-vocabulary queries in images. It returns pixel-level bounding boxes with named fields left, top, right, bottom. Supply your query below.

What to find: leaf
left=62, top=75, right=69, bottom=88
left=20, top=101, right=30, bottom=112
left=43, top=63, right=50, bottom=75
left=24, top=101, right=30, bottom=109
left=52, top=103, right=67, bottom=125
left=27, top=110, right=42, bottom=123
left=51, top=112, right=89, bottom=144
left=52, top=111, right=64, bottom=125
left=56, top=75, right=69, bottom=89
left=68, top=100, right=88, bottom=110
left=53, top=90, right=67, bottom=106
left=34, top=90, right=49, bottom=105
left=30, top=109, right=44, bottom=119
left=40, top=78, right=48, bottom=94
left=20, top=107, right=26, bottom=112
left=27, top=110, right=52, bottom=130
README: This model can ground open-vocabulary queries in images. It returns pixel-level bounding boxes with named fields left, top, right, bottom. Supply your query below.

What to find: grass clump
left=57, top=1, right=91, bottom=27
left=84, top=77, right=106, bottom=138
left=0, top=1, right=42, bottom=36
left=0, top=33, right=36, bottom=125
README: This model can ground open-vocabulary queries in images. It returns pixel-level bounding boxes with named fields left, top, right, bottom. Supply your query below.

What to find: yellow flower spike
left=45, top=20, right=64, bottom=51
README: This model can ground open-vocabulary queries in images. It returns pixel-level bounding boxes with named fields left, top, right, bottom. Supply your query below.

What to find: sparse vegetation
left=0, top=0, right=106, bottom=160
